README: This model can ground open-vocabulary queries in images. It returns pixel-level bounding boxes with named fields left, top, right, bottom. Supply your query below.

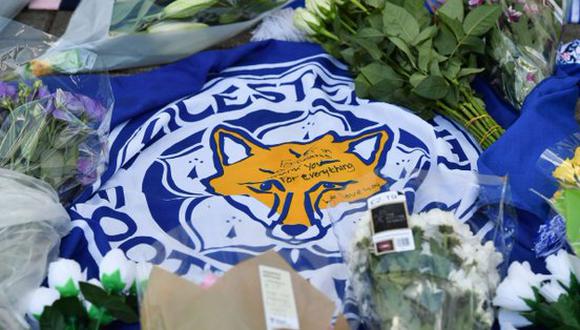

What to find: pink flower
left=469, top=0, right=485, bottom=6
left=562, top=52, right=571, bottom=61
left=524, top=3, right=539, bottom=15
left=526, top=72, right=536, bottom=83
left=506, top=6, right=522, bottom=22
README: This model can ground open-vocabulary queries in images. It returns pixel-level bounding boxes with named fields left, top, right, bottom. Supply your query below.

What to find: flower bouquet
left=537, top=134, right=580, bottom=256
left=493, top=249, right=580, bottom=329
left=110, top=0, right=284, bottom=34
left=294, top=0, right=505, bottom=149
left=26, top=249, right=152, bottom=330
left=348, top=209, right=505, bottom=329
left=0, top=73, right=112, bottom=328
left=483, top=0, right=562, bottom=110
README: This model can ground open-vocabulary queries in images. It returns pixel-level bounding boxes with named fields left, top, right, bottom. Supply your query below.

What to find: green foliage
left=307, top=0, right=505, bottom=148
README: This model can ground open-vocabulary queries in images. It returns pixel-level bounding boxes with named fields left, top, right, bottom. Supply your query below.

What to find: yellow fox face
left=206, top=126, right=390, bottom=242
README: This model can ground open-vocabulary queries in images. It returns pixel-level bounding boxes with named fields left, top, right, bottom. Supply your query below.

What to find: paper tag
left=368, top=192, right=415, bottom=255
left=259, top=265, right=300, bottom=330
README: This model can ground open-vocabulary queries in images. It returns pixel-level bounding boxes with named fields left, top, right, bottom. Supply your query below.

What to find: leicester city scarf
left=61, top=41, right=482, bottom=314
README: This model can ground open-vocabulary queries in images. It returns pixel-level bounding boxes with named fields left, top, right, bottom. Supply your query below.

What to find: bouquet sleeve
left=0, top=19, right=114, bottom=328
left=327, top=172, right=517, bottom=330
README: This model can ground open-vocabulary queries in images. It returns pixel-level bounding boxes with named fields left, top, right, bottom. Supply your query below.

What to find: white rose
left=99, top=249, right=136, bottom=293
left=147, top=21, right=208, bottom=33
left=305, top=0, right=334, bottom=20
left=163, top=0, right=217, bottom=19
left=48, top=258, right=83, bottom=297
left=493, top=261, right=547, bottom=311
left=26, top=287, right=60, bottom=319
left=293, top=8, right=321, bottom=35
left=545, top=249, right=576, bottom=287
left=498, top=308, right=532, bottom=329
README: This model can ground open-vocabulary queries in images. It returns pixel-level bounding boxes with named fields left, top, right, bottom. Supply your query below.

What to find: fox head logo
left=205, top=126, right=391, bottom=243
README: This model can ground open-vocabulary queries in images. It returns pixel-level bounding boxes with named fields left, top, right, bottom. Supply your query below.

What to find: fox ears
left=212, top=127, right=262, bottom=167
left=212, top=126, right=389, bottom=168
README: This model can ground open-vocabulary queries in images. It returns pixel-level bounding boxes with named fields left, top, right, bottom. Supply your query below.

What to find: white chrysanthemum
left=48, top=258, right=83, bottom=297
left=493, top=261, right=547, bottom=311
left=293, top=8, right=321, bottom=35
left=545, top=249, right=576, bottom=287
left=26, top=287, right=60, bottom=319
left=305, top=0, right=334, bottom=20
left=99, top=249, right=136, bottom=293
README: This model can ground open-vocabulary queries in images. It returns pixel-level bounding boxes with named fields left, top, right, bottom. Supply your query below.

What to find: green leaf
left=355, top=74, right=371, bottom=98
left=102, top=296, right=140, bottom=323
left=382, top=2, right=420, bottom=43
left=51, top=296, right=86, bottom=320
left=458, top=67, right=484, bottom=78
left=413, top=76, right=449, bottom=100
left=39, top=306, right=67, bottom=330
left=80, top=282, right=110, bottom=307
left=417, top=41, right=432, bottom=72
left=388, top=37, right=416, bottom=68
left=443, top=59, right=461, bottom=80
left=443, top=86, right=459, bottom=107
left=409, top=73, right=426, bottom=87
left=437, top=0, right=464, bottom=22
left=359, top=63, right=404, bottom=86
left=433, top=25, right=456, bottom=56
left=438, top=12, right=464, bottom=40
left=404, top=0, right=431, bottom=27
left=354, top=38, right=383, bottom=61
left=462, top=36, right=485, bottom=54
left=357, top=28, right=384, bottom=39
left=463, top=5, right=501, bottom=37
left=412, top=26, right=437, bottom=46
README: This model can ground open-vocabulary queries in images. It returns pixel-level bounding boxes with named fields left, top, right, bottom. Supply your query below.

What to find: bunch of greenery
left=295, top=0, right=505, bottom=149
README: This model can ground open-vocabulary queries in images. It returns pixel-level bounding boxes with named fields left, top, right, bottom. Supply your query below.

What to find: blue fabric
left=478, top=65, right=580, bottom=272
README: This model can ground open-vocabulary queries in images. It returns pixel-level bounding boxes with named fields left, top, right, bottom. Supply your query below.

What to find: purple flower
left=468, top=0, right=485, bottom=6
left=55, top=90, right=108, bottom=122
left=37, top=86, right=51, bottom=99
left=506, top=6, right=522, bottom=22
left=0, top=82, right=17, bottom=100
left=526, top=72, right=536, bottom=83
left=77, top=157, right=98, bottom=185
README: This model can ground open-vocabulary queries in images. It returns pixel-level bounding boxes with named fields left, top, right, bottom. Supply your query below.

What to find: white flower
left=147, top=21, right=208, bottom=33
left=48, top=258, right=83, bottom=297
left=305, top=0, right=334, bottom=20
left=493, top=261, right=546, bottom=311
left=163, top=0, right=217, bottom=19
left=26, top=287, right=60, bottom=319
left=293, top=8, right=321, bottom=35
left=498, top=308, right=532, bottom=329
left=546, top=249, right=576, bottom=287
left=539, top=280, right=567, bottom=303
left=99, top=249, right=136, bottom=293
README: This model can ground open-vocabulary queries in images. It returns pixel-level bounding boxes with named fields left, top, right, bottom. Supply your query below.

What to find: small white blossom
left=498, top=308, right=532, bottom=329
left=99, top=249, right=136, bottom=293
left=545, top=249, right=576, bottom=287
left=48, top=258, right=83, bottom=297
left=305, top=0, right=334, bottom=21
left=539, top=280, right=567, bottom=303
left=147, top=21, right=208, bottom=33
left=26, top=287, right=60, bottom=319
left=493, top=261, right=547, bottom=311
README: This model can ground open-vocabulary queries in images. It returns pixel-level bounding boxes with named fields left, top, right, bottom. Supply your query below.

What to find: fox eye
left=260, top=182, right=273, bottom=191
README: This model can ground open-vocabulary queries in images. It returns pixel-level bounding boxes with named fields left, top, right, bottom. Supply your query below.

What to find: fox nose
left=281, top=224, right=308, bottom=236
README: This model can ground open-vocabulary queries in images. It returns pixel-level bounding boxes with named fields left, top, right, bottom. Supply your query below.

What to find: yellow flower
left=573, top=147, right=580, bottom=166
left=552, top=189, right=563, bottom=201
left=553, top=160, right=576, bottom=184
left=28, top=60, right=53, bottom=77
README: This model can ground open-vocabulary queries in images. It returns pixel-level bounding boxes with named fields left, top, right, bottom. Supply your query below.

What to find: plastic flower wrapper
left=493, top=249, right=580, bottom=329
left=0, top=20, right=113, bottom=330
left=483, top=0, right=563, bottom=110
left=326, top=172, right=516, bottom=329
left=536, top=133, right=580, bottom=256
left=24, top=0, right=287, bottom=72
